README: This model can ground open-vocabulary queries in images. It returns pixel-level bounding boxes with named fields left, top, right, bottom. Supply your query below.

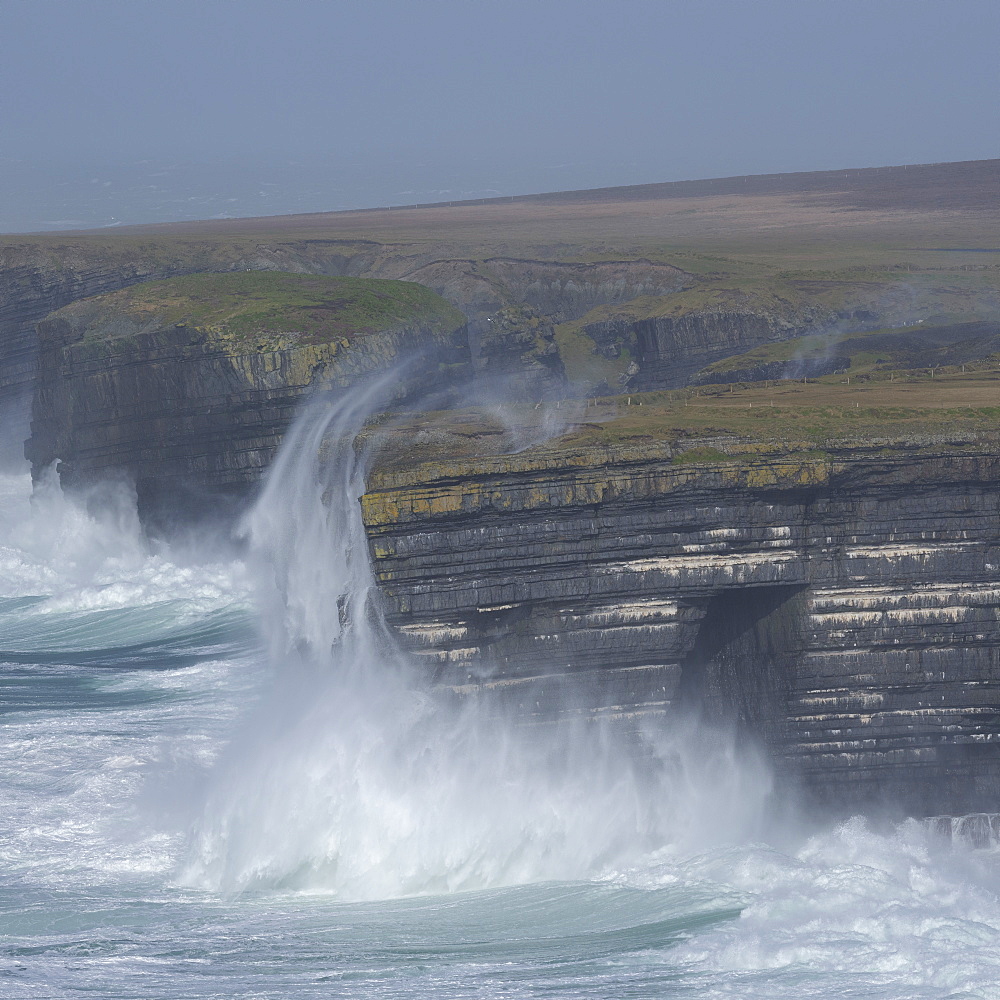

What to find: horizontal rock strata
left=0, top=239, right=694, bottom=410
left=362, top=443, right=1000, bottom=815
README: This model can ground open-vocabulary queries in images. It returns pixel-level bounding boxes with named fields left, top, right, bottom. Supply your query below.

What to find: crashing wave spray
left=237, top=372, right=397, bottom=666
left=182, top=374, right=777, bottom=900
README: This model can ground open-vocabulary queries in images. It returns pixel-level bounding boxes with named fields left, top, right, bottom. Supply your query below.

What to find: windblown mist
left=3, top=386, right=1000, bottom=997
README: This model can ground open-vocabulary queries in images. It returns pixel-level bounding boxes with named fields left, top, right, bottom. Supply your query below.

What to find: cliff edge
left=26, top=272, right=468, bottom=518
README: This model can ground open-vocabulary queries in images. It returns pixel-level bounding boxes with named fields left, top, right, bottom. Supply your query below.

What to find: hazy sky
left=1, top=0, right=997, bottom=230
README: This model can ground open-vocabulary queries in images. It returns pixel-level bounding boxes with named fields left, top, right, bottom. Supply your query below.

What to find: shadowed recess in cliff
left=181, top=375, right=779, bottom=899
left=679, top=586, right=806, bottom=750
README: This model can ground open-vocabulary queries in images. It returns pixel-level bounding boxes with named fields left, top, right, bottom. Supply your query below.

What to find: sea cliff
left=361, top=412, right=1000, bottom=816
left=10, top=158, right=1000, bottom=815
left=25, top=272, right=468, bottom=518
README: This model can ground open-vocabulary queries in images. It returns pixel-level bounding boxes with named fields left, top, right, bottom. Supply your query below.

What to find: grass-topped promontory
left=59, top=272, right=465, bottom=347
left=366, top=368, right=1000, bottom=488
left=699, top=319, right=1000, bottom=381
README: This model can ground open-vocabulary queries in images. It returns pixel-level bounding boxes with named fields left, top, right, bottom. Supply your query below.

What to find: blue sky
left=1, top=0, right=997, bottom=230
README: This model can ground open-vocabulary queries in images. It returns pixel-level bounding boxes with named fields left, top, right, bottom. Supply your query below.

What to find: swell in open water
left=2, top=389, right=1000, bottom=999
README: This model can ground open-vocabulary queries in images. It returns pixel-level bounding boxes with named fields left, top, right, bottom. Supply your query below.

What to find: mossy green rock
left=60, top=271, right=465, bottom=349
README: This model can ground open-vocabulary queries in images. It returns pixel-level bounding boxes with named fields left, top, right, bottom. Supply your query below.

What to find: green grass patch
left=367, top=373, right=1000, bottom=479
left=54, top=271, right=465, bottom=346
left=671, top=446, right=729, bottom=465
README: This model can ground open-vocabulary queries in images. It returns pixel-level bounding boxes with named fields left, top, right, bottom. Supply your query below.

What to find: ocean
left=3, top=393, right=1000, bottom=999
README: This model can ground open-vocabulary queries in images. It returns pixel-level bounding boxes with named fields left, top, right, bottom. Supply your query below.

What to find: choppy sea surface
left=3, top=405, right=1000, bottom=998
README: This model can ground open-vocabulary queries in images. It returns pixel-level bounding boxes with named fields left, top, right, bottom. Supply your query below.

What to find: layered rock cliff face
left=0, top=241, right=377, bottom=407
left=0, top=249, right=176, bottom=407
left=471, top=306, right=565, bottom=400
left=401, top=257, right=692, bottom=321
left=0, top=241, right=692, bottom=411
left=570, top=289, right=890, bottom=391
left=562, top=277, right=1000, bottom=393
left=582, top=309, right=814, bottom=388
left=7, top=236, right=997, bottom=425
left=691, top=319, right=1000, bottom=387
left=26, top=273, right=468, bottom=519
left=361, top=440, right=1000, bottom=816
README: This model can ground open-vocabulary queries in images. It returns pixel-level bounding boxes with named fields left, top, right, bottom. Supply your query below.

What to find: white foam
left=657, top=817, right=1000, bottom=997
left=4, top=404, right=1000, bottom=994
left=0, top=466, right=248, bottom=614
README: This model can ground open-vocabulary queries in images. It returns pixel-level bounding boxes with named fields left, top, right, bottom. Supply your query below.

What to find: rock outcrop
left=561, top=278, right=1000, bottom=393
left=26, top=272, right=468, bottom=520
left=691, top=319, right=1000, bottom=387
left=471, top=306, right=566, bottom=400
left=361, top=437, right=1000, bottom=816
left=8, top=160, right=1000, bottom=819
left=0, top=239, right=380, bottom=410
left=583, top=308, right=812, bottom=387
left=401, top=257, right=692, bottom=322
left=0, top=240, right=695, bottom=413
left=565, top=282, right=892, bottom=391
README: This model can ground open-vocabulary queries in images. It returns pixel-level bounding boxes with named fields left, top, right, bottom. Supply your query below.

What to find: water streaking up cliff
left=3, top=383, right=1000, bottom=998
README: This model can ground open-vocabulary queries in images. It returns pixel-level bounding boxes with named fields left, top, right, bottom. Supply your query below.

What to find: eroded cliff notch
left=679, top=585, right=806, bottom=746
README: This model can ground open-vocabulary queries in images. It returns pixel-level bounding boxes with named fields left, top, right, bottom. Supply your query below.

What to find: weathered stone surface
left=0, top=240, right=381, bottom=408
left=690, top=320, right=1000, bottom=387
left=402, top=257, right=692, bottom=322
left=471, top=306, right=566, bottom=400
left=582, top=307, right=880, bottom=389
left=362, top=443, right=1000, bottom=815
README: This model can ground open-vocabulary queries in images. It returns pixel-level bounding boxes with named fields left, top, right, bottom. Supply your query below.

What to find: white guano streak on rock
left=562, top=600, right=679, bottom=625
left=844, top=542, right=976, bottom=559
left=396, top=623, right=470, bottom=645
left=813, top=607, right=979, bottom=628
left=411, top=646, right=480, bottom=662
left=601, top=550, right=799, bottom=580
left=810, top=582, right=1000, bottom=610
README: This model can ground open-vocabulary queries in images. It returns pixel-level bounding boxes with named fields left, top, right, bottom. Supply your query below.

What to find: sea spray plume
left=0, top=394, right=30, bottom=471
left=237, top=369, right=404, bottom=666
left=18, top=464, right=148, bottom=587
left=182, top=372, right=778, bottom=899
left=485, top=396, right=589, bottom=453
left=447, top=375, right=591, bottom=454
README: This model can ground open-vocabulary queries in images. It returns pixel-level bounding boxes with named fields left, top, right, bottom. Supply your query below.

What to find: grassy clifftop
left=553, top=270, right=1000, bottom=388
left=365, top=367, right=1000, bottom=493
left=47, top=272, right=465, bottom=349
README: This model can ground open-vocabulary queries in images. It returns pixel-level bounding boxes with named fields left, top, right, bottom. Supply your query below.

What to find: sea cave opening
left=679, top=584, right=807, bottom=746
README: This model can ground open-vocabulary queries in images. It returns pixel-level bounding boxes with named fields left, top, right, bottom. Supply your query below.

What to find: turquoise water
left=3, top=450, right=1000, bottom=999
